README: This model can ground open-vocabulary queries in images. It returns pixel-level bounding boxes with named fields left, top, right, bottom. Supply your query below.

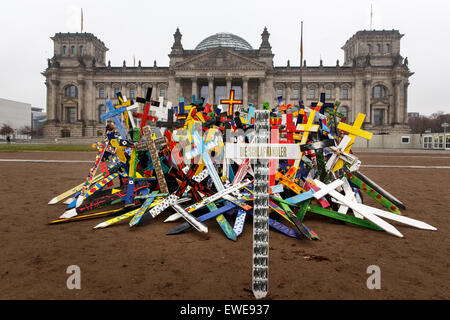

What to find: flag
left=81, top=8, right=84, bottom=32
left=300, top=21, right=303, bottom=68
left=370, top=4, right=373, bottom=30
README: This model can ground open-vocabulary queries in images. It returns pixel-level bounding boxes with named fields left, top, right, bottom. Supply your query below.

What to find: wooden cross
left=325, top=101, right=343, bottom=135
left=192, top=94, right=204, bottom=108
left=140, top=125, right=169, bottom=194
left=279, top=113, right=300, bottom=144
left=325, top=135, right=360, bottom=173
left=333, top=113, right=373, bottom=171
left=135, top=88, right=159, bottom=134
left=116, top=92, right=136, bottom=130
left=283, top=109, right=320, bottom=180
left=300, top=139, right=336, bottom=183
left=100, top=99, right=129, bottom=139
left=155, top=108, right=184, bottom=131
left=297, top=110, right=320, bottom=145
left=220, top=89, right=243, bottom=116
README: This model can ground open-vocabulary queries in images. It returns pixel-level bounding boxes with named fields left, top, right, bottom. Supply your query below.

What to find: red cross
left=220, top=90, right=243, bottom=116
left=135, top=88, right=158, bottom=137
left=279, top=113, right=300, bottom=144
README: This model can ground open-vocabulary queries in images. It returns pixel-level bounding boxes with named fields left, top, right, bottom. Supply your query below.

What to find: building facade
left=0, top=98, right=32, bottom=139
left=42, top=28, right=413, bottom=138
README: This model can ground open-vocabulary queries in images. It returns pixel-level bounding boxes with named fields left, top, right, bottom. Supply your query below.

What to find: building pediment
left=172, top=48, right=267, bottom=71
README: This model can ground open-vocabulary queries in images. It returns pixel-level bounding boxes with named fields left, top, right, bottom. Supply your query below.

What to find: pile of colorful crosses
left=48, top=88, right=436, bottom=299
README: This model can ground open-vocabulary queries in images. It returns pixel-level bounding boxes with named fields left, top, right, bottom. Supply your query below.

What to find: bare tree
left=0, top=124, right=14, bottom=136
left=409, top=111, right=450, bottom=133
left=19, top=125, right=34, bottom=136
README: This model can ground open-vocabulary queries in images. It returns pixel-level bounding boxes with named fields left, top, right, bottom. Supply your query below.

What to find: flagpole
left=81, top=8, right=84, bottom=33
left=299, top=21, right=303, bottom=103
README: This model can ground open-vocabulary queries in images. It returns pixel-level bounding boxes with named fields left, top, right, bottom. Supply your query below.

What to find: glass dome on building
left=195, top=33, right=253, bottom=50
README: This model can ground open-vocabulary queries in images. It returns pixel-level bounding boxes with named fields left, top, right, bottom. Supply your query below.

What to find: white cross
left=326, top=135, right=360, bottom=172
left=312, top=179, right=404, bottom=238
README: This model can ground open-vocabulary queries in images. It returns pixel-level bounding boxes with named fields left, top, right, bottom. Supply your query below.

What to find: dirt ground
left=0, top=150, right=449, bottom=300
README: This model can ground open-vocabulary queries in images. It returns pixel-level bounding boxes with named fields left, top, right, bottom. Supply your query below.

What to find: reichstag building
left=43, top=27, right=412, bottom=138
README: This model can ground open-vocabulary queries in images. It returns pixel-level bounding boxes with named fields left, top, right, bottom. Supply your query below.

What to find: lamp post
left=442, top=122, right=449, bottom=150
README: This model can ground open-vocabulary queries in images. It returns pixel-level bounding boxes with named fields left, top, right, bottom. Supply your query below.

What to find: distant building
left=0, top=98, right=32, bottom=138
left=32, top=107, right=47, bottom=135
left=408, top=112, right=420, bottom=118
left=42, top=28, right=413, bottom=138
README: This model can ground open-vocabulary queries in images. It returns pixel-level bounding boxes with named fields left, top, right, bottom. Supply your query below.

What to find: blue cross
left=101, top=99, right=129, bottom=139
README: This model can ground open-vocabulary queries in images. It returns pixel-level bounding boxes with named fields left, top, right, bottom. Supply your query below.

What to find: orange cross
left=220, top=90, right=243, bottom=116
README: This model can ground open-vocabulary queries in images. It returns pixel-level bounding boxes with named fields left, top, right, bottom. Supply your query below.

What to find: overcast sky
left=1, top=0, right=449, bottom=115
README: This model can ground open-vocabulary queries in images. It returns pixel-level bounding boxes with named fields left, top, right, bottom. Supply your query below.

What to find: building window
left=215, top=86, right=226, bottom=105
left=71, top=46, right=75, bottom=54
left=342, top=88, right=349, bottom=100
left=98, top=105, right=106, bottom=122
left=65, top=107, right=76, bottom=123
left=292, top=88, right=299, bottom=99
left=114, top=88, right=120, bottom=97
left=160, top=88, right=166, bottom=98
left=340, top=106, right=349, bottom=118
left=423, top=136, right=432, bottom=149
left=325, top=88, right=332, bottom=99
left=385, top=44, right=391, bottom=53
left=129, top=88, right=135, bottom=99
left=376, top=44, right=381, bottom=53
left=308, top=88, right=315, bottom=100
left=231, top=86, right=243, bottom=100
left=200, top=86, right=209, bottom=102
left=374, top=109, right=384, bottom=126
left=99, top=87, right=105, bottom=99
left=372, top=85, right=387, bottom=99
left=62, top=46, right=67, bottom=55
left=401, top=136, right=410, bottom=144
left=79, top=46, right=84, bottom=55
left=276, top=88, right=283, bottom=99
left=366, top=44, right=371, bottom=53
left=64, top=85, right=78, bottom=98
left=61, top=128, right=71, bottom=138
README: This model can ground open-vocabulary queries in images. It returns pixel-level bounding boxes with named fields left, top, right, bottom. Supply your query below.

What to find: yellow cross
left=297, top=109, right=320, bottom=145
left=285, top=109, right=319, bottom=180
left=332, top=112, right=373, bottom=172
left=116, top=95, right=133, bottom=130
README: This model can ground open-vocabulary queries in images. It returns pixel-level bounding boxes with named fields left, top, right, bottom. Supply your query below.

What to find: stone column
left=403, top=81, right=409, bottom=124
left=286, top=84, right=292, bottom=104
left=363, top=80, right=371, bottom=124
left=106, top=83, right=112, bottom=100
left=258, top=78, right=265, bottom=109
left=264, top=75, right=274, bottom=105
left=175, top=77, right=181, bottom=100
left=47, top=80, right=56, bottom=121
left=208, top=76, right=214, bottom=104
left=121, top=82, right=127, bottom=99
left=137, top=82, right=142, bottom=98
left=389, top=88, right=395, bottom=125
left=243, top=77, right=249, bottom=107
left=86, top=79, right=95, bottom=122
left=393, top=80, right=402, bottom=124
left=354, top=79, right=363, bottom=122
left=168, top=77, right=176, bottom=103
left=191, top=77, right=198, bottom=100
left=226, top=76, right=232, bottom=95
left=335, top=85, right=341, bottom=103
left=77, top=80, right=85, bottom=122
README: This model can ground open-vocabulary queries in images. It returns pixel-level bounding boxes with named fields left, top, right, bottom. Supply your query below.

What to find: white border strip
left=0, top=159, right=92, bottom=163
